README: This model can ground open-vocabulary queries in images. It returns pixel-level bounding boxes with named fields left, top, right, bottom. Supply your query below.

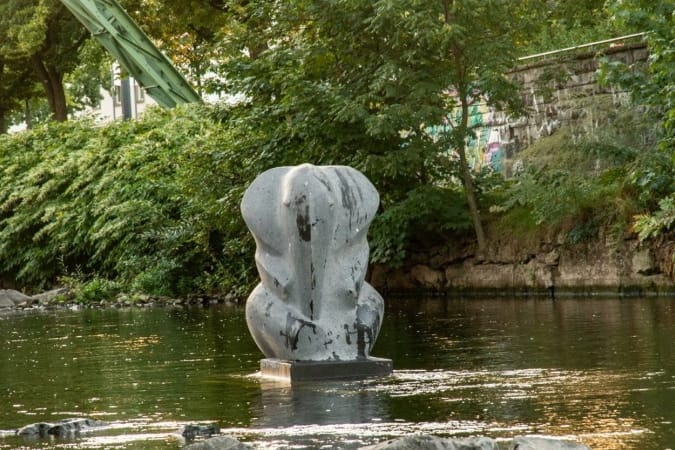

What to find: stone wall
left=463, top=40, right=649, bottom=174
left=369, top=230, right=675, bottom=297
left=387, top=39, right=672, bottom=297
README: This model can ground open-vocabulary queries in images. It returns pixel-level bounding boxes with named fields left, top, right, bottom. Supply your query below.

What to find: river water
left=0, top=297, right=673, bottom=449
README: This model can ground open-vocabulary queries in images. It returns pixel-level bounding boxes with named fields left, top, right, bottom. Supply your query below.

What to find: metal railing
left=518, top=32, right=648, bottom=64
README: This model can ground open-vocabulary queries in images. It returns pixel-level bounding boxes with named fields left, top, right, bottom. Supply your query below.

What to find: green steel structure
left=60, top=0, right=201, bottom=108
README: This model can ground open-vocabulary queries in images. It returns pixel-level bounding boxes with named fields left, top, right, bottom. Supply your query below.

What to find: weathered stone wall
left=465, top=41, right=649, bottom=173
left=370, top=230, right=675, bottom=297
left=386, top=40, right=672, bottom=297
left=510, top=43, right=648, bottom=146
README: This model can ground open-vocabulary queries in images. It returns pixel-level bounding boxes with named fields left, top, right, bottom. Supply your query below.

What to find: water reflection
left=254, top=379, right=389, bottom=427
left=374, top=297, right=675, bottom=449
left=238, top=378, right=393, bottom=448
left=0, top=297, right=673, bottom=449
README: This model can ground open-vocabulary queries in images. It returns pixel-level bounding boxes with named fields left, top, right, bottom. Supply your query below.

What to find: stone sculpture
left=241, top=164, right=385, bottom=363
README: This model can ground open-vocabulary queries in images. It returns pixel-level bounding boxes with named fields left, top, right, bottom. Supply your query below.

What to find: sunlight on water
left=1, top=298, right=674, bottom=449
left=231, top=367, right=655, bottom=449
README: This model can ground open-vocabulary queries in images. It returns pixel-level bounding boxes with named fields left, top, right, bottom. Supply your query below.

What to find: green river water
left=0, top=297, right=673, bottom=449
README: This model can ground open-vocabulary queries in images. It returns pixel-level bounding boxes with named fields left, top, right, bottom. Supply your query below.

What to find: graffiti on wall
left=425, top=41, right=649, bottom=175
left=428, top=101, right=510, bottom=173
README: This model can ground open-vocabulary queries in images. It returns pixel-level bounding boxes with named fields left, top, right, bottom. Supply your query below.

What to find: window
left=113, top=85, right=121, bottom=106
left=135, top=83, right=145, bottom=103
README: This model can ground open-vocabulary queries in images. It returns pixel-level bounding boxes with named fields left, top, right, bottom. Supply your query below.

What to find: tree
left=606, top=0, right=673, bottom=150
left=121, top=0, right=232, bottom=97
left=521, top=0, right=618, bottom=55
left=218, top=0, right=537, bottom=257
left=433, top=0, right=534, bottom=254
left=2, top=0, right=93, bottom=122
left=0, top=1, right=43, bottom=132
left=601, top=0, right=675, bottom=239
left=0, top=57, right=35, bottom=133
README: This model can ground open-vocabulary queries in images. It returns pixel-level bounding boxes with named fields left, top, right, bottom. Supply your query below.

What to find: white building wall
left=96, top=77, right=158, bottom=122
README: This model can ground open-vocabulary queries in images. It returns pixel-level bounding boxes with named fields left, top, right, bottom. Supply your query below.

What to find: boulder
left=47, top=418, right=104, bottom=437
left=0, top=289, right=32, bottom=308
left=410, top=265, right=445, bottom=290
left=31, top=288, right=69, bottom=305
left=185, top=436, right=253, bottom=450
left=16, top=422, right=53, bottom=437
left=16, top=418, right=105, bottom=438
left=511, top=436, right=591, bottom=450
left=182, top=424, right=220, bottom=441
left=361, top=435, right=498, bottom=450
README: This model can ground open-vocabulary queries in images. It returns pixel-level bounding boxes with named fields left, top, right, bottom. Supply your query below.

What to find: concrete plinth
left=260, top=357, right=393, bottom=382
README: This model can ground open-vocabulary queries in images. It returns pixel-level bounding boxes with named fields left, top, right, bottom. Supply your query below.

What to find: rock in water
left=185, top=436, right=253, bottom=450
left=16, top=423, right=53, bottom=437
left=16, top=418, right=106, bottom=439
left=511, top=436, right=592, bottom=450
left=0, top=289, right=32, bottom=308
left=361, top=435, right=499, bottom=449
left=182, top=424, right=220, bottom=441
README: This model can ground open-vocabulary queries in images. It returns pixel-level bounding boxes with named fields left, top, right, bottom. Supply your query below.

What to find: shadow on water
left=0, top=297, right=674, bottom=449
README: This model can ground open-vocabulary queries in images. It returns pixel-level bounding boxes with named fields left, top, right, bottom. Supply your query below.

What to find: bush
left=0, top=105, right=256, bottom=297
left=634, top=195, right=675, bottom=241
left=1, top=101, right=479, bottom=298
left=370, top=185, right=472, bottom=267
left=498, top=132, right=647, bottom=243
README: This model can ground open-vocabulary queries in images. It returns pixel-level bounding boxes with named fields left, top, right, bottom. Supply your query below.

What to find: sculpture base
left=260, top=357, right=393, bottom=382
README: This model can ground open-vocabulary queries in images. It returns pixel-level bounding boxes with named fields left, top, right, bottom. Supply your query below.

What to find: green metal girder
left=60, top=0, right=201, bottom=108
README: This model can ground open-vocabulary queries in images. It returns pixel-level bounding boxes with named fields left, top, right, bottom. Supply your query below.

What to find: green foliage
left=633, top=195, right=675, bottom=241
left=504, top=165, right=639, bottom=243
left=499, top=124, right=651, bottom=242
left=216, top=0, right=539, bottom=255
left=606, top=0, right=674, bottom=127
left=597, top=0, right=675, bottom=240
left=629, top=147, right=675, bottom=206
left=119, top=0, right=230, bottom=97
left=519, top=0, right=618, bottom=55
left=60, top=275, right=122, bottom=303
left=504, top=167, right=617, bottom=225
left=1, top=0, right=107, bottom=124
left=370, top=186, right=472, bottom=267
left=0, top=94, right=482, bottom=294
left=2, top=0, right=666, bottom=296
left=64, top=40, right=109, bottom=112
left=0, top=104, right=256, bottom=296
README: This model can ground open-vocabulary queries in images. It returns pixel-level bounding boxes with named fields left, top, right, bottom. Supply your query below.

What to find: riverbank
left=370, top=230, right=675, bottom=297
left=2, top=228, right=674, bottom=315
left=0, top=287, right=237, bottom=314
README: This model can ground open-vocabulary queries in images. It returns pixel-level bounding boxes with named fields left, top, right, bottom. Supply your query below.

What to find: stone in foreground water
left=241, top=164, right=391, bottom=379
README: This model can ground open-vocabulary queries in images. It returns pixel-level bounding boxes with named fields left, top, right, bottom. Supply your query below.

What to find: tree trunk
left=0, top=60, right=5, bottom=134
left=47, top=65, right=67, bottom=121
left=457, top=94, right=487, bottom=257
left=52, top=81, right=67, bottom=121
left=32, top=56, right=68, bottom=122
left=25, top=98, right=32, bottom=129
